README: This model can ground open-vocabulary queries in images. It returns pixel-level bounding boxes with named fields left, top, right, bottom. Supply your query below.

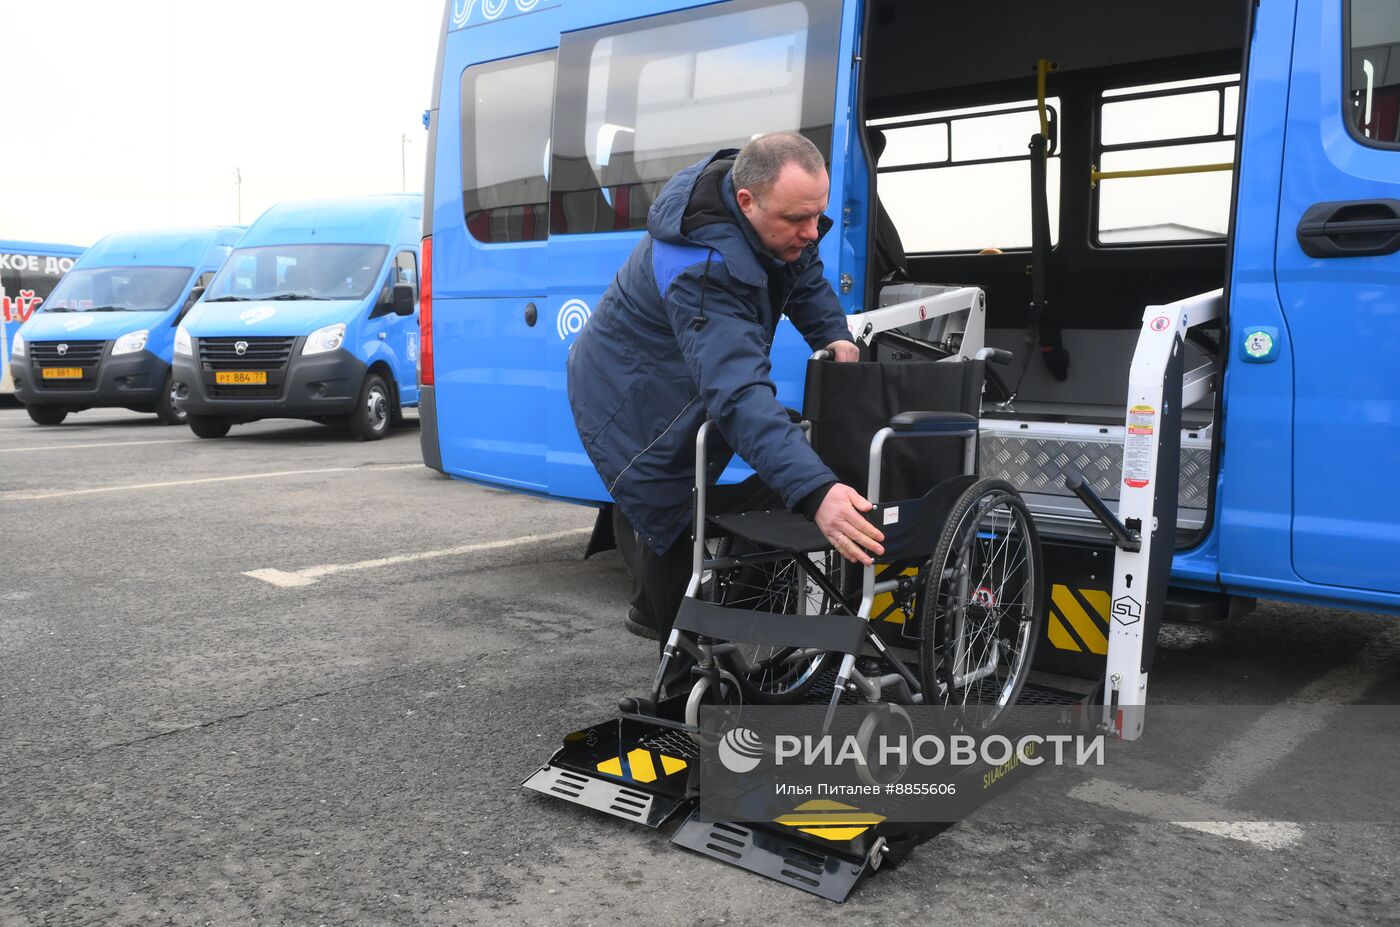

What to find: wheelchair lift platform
left=526, top=286, right=1217, bottom=899
left=524, top=676, right=1085, bottom=902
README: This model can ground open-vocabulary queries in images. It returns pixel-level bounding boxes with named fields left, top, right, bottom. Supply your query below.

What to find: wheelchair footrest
left=523, top=763, right=690, bottom=829
left=675, top=598, right=867, bottom=654
left=522, top=701, right=700, bottom=830
left=670, top=812, right=946, bottom=903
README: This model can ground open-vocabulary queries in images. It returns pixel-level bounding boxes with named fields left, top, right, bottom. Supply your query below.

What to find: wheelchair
left=648, top=344, right=1046, bottom=737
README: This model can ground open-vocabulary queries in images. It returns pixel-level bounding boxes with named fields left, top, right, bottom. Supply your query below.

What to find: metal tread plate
left=979, top=420, right=1212, bottom=510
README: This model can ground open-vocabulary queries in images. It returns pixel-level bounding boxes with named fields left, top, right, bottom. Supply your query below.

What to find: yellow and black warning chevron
left=773, top=799, right=887, bottom=843
left=1047, top=584, right=1109, bottom=654
left=595, top=747, right=687, bottom=784
left=873, top=566, right=920, bottom=624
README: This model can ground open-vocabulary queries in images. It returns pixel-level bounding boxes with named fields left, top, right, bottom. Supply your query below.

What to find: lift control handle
left=1064, top=471, right=1141, bottom=552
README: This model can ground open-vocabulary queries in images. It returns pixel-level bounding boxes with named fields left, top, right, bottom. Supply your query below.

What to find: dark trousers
left=630, top=532, right=696, bottom=649
left=627, top=478, right=781, bottom=695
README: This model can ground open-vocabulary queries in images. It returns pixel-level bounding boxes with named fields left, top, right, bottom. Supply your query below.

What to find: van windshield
left=42, top=266, right=193, bottom=312
left=204, top=244, right=389, bottom=302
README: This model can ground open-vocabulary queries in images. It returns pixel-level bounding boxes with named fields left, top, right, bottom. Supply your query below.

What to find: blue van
left=172, top=195, right=422, bottom=441
left=10, top=228, right=241, bottom=426
left=2, top=239, right=85, bottom=398
left=419, top=0, right=1400, bottom=728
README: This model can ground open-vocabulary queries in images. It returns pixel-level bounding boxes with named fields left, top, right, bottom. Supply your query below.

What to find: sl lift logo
left=1112, top=595, right=1143, bottom=626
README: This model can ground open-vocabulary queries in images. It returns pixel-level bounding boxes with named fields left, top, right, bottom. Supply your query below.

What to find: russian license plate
left=215, top=370, right=268, bottom=385
left=41, top=367, right=83, bottom=379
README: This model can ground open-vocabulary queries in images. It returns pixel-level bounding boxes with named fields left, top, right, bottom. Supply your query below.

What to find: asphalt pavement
left=1, top=403, right=1396, bottom=926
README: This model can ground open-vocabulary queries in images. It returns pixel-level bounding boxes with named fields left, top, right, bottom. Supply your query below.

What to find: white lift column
left=1101, top=289, right=1222, bottom=740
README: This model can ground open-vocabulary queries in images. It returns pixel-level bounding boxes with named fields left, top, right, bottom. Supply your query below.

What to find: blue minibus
left=2, top=240, right=86, bottom=398
left=419, top=0, right=1400, bottom=723
left=173, top=195, right=422, bottom=441
left=10, top=228, right=240, bottom=425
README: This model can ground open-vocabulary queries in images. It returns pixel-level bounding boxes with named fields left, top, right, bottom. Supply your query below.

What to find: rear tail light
left=419, top=236, right=433, bottom=386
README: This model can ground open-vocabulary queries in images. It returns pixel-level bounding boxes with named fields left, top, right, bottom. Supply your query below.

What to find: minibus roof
left=77, top=227, right=245, bottom=269
left=238, top=194, right=423, bottom=248
left=0, top=239, right=87, bottom=256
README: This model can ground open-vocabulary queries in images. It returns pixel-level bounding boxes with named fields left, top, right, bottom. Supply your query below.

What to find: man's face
left=736, top=162, right=829, bottom=263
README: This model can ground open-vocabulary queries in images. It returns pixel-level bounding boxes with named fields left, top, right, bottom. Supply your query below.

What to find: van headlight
left=174, top=325, right=192, bottom=358
left=10, top=332, right=23, bottom=358
left=111, top=329, right=149, bottom=356
left=302, top=323, right=345, bottom=356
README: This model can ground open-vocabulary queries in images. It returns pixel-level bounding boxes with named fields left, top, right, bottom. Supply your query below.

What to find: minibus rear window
left=869, top=100, right=1062, bottom=253
left=550, top=0, right=840, bottom=235
left=1093, top=75, right=1238, bottom=245
left=460, top=50, right=557, bottom=244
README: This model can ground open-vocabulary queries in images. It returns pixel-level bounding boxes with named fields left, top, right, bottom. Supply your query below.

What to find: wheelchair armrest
left=888, top=411, right=978, bottom=436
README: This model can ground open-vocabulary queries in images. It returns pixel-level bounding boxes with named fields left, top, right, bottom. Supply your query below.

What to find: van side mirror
left=177, top=286, right=206, bottom=322
left=392, top=282, right=416, bottom=317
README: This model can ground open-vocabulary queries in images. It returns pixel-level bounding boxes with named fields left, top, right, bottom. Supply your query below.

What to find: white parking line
left=243, top=527, right=594, bottom=587
left=3, top=463, right=422, bottom=500
left=0, top=439, right=197, bottom=454
left=1067, top=780, right=1303, bottom=850
left=1072, top=624, right=1400, bottom=848
left=1191, top=623, right=1400, bottom=805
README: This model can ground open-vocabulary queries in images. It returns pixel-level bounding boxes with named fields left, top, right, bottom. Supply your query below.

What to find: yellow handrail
left=1090, top=162, right=1233, bottom=187
left=1035, top=58, right=1055, bottom=140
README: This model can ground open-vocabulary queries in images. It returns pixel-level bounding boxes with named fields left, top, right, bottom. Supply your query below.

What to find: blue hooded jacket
left=566, top=150, right=852, bottom=554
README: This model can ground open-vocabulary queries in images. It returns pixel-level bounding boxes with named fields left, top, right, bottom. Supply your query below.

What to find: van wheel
left=26, top=405, right=67, bottom=426
left=187, top=414, right=231, bottom=439
left=349, top=372, right=391, bottom=441
left=155, top=372, right=187, bottom=425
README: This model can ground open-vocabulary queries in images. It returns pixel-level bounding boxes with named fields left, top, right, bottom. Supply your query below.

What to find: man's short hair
left=732, top=132, right=826, bottom=200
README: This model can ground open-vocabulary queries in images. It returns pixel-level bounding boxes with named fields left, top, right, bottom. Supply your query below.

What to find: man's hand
left=814, top=483, right=885, bottom=565
left=825, top=339, right=860, bottom=363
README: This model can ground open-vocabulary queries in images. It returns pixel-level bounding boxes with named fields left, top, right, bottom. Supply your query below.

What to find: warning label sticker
left=1123, top=404, right=1155, bottom=488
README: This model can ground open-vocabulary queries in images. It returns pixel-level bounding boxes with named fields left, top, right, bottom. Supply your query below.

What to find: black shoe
left=624, top=609, right=662, bottom=641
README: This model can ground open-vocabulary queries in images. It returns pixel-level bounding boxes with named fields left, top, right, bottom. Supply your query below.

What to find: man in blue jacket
left=567, top=132, right=885, bottom=656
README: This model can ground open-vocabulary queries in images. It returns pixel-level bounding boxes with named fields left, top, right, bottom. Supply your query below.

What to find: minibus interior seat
left=282, top=262, right=310, bottom=296
left=867, top=128, right=910, bottom=283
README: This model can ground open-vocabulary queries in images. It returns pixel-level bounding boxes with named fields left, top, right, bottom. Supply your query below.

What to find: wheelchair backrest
left=802, top=356, right=985, bottom=501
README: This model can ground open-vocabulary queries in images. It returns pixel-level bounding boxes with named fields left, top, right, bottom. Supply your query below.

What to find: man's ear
left=735, top=187, right=756, bottom=214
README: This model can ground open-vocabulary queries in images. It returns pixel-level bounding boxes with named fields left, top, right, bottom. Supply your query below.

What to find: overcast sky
left=3, top=0, right=442, bottom=246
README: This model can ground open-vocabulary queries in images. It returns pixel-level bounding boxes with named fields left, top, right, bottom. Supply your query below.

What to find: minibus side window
left=1093, top=75, right=1238, bottom=245
left=460, top=50, right=557, bottom=243
left=1348, top=0, right=1400, bottom=145
left=869, top=100, right=1062, bottom=253
left=551, top=0, right=841, bottom=235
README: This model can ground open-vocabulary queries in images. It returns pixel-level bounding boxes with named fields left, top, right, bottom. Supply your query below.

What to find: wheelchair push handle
left=1064, top=471, right=1142, bottom=552
left=976, top=346, right=1014, bottom=365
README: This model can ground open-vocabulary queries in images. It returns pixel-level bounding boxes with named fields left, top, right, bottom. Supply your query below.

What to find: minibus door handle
left=1297, top=198, right=1400, bottom=258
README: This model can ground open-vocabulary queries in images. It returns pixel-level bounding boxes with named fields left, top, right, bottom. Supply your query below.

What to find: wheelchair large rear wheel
left=917, top=479, right=1044, bottom=733
left=708, top=541, right=836, bottom=704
